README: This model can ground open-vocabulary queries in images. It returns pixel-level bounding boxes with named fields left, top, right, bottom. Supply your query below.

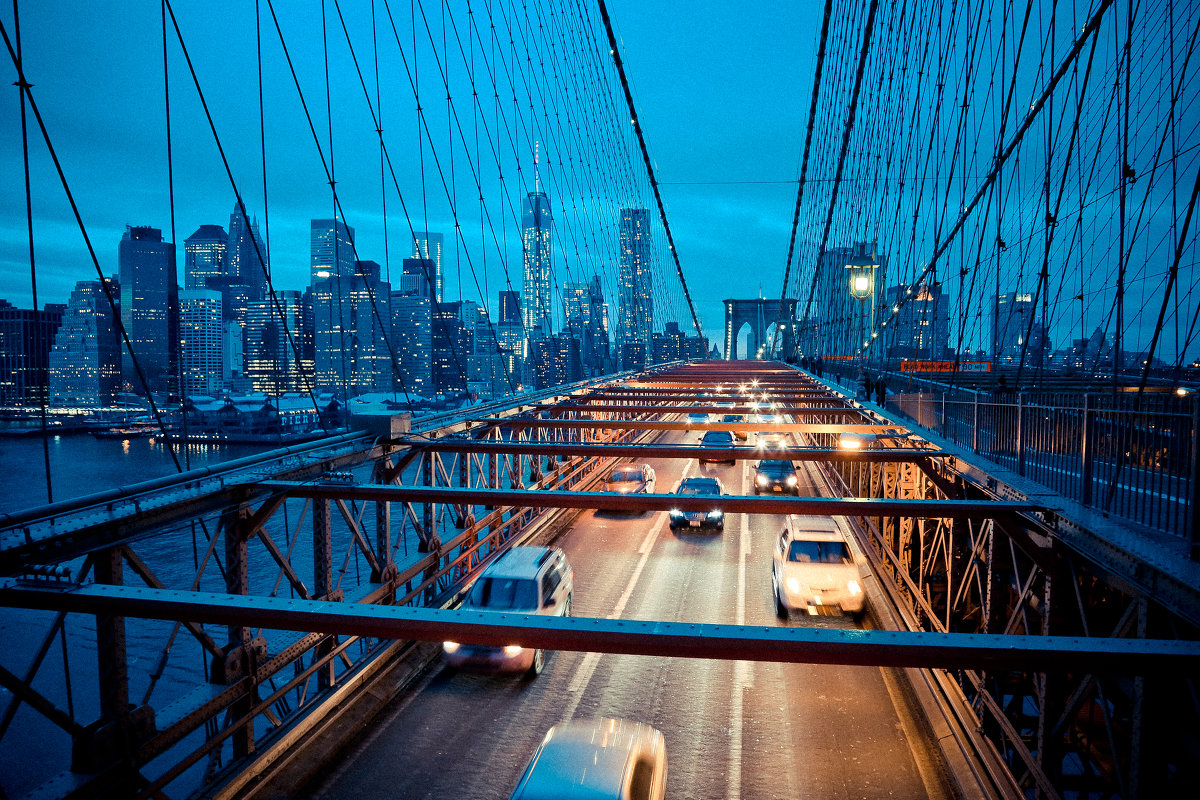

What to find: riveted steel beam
left=404, top=440, right=943, bottom=462
left=258, top=482, right=1033, bottom=518
left=2, top=583, right=1195, bottom=674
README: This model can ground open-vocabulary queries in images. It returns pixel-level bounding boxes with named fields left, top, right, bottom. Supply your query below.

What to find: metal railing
left=883, top=387, right=1197, bottom=541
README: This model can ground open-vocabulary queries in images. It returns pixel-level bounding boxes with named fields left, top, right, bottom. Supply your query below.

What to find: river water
left=1, top=432, right=389, bottom=796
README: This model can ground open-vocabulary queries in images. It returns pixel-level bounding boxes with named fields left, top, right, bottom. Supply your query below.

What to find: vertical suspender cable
left=12, top=0, right=54, bottom=503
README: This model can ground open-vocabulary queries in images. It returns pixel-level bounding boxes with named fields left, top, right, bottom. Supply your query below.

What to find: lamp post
left=845, top=248, right=879, bottom=365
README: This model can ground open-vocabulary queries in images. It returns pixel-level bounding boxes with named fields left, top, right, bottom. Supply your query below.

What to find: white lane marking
left=728, top=463, right=753, bottom=800
left=564, top=458, right=694, bottom=723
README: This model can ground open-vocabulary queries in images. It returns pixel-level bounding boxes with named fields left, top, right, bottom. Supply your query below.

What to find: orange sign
left=900, top=360, right=991, bottom=372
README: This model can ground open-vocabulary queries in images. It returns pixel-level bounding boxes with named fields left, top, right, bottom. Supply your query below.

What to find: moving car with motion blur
left=772, top=516, right=865, bottom=620
left=668, top=476, right=725, bottom=532
left=605, top=463, right=657, bottom=496
left=443, top=546, right=573, bottom=678
left=509, top=717, right=667, bottom=800
left=698, top=429, right=736, bottom=464
left=753, top=459, right=799, bottom=494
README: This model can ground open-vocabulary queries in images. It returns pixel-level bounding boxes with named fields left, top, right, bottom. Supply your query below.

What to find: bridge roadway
left=299, top=427, right=952, bottom=800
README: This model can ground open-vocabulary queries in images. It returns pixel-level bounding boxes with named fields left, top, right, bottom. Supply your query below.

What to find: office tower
left=432, top=301, right=470, bottom=394
left=618, top=208, right=653, bottom=369
left=227, top=204, right=267, bottom=301
left=521, top=175, right=553, bottom=354
left=351, top=260, right=392, bottom=394
left=401, top=257, right=436, bottom=299
left=391, top=291, right=432, bottom=397
left=245, top=291, right=310, bottom=394
left=532, top=335, right=582, bottom=389
left=0, top=299, right=65, bottom=405
left=562, top=277, right=610, bottom=375
left=883, top=281, right=950, bottom=360
left=118, top=225, right=177, bottom=395
left=993, top=291, right=1049, bottom=365
left=184, top=225, right=228, bottom=290
left=49, top=280, right=121, bottom=406
left=178, top=289, right=224, bottom=396
left=499, top=289, right=520, bottom=324
left=310, top=218, right=357, bottom=393
left=411, top=231, right=444, bottom=303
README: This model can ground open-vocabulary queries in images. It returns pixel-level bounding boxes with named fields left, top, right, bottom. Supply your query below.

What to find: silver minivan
left=509, top=718, right=667, bottom=800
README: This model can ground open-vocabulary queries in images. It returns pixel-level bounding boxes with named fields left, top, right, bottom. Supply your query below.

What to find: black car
left=722, top=413, right=749, bottom=441
left=668, top=476, right=725, bottom=532
left=698, top=429, right=736, bottom=464
left=754, top=459, right=798, bottom=494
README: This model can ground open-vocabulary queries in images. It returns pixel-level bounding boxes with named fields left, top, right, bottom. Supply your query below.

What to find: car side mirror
left=543, top=597, right=555, bottom=609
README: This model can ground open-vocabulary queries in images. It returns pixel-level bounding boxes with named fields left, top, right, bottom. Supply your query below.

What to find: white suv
left=444, top=546, right=574, bottom=678
left=772, top=516, right=865, bottom=621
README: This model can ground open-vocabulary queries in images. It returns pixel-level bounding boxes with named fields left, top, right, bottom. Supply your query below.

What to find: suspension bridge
left=1, top=1, right=1198, bottom=799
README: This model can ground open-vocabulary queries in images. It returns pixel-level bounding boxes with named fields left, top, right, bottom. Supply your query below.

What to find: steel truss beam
left=493, top=419, right=903, bottom=433
left=405, top=440, right=943, bottom=462
left=3, top=583, right=1196, bottom=674
left=258, top=482, right=1033, bottom=518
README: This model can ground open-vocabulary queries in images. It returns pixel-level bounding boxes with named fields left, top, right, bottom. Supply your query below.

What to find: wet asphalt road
left=300, top=428, right=951, bottom=800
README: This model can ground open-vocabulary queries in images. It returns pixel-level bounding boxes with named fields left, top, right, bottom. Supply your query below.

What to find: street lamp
left=844, top=248, right=880, bottom=365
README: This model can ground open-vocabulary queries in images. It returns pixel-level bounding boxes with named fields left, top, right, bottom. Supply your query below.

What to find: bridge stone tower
left=723, top=298, right=798, bottom=360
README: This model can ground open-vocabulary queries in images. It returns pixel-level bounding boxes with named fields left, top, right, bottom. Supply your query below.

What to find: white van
left=771, top=516, right=866, bottom=620
left=509, top=718, right=667, bottom=800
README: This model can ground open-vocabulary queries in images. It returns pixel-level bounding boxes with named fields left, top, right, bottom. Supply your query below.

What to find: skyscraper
left=118, top=225, right=177, bottom=395
left=227, top=204, right=267, bottom=301
left=245, top=290, right=309, bottom=394
left=521, top=171, right=553, bottom=355
left=618, top=208, right=652, bottom=368
left=401, top=257, right=436, bottom=299
left=351, top=260, right=392, bottom=394
left=178, top=289, right=224, bottom=396
left=884, top=281, right=950, bottom=360
left=0, top=299, right=64, bottom=405
left=49, top=279, right=121, bottom=406
left=310, top=218, right=357, bottom=393
left=391, top=291, right=432, bottom=397
left=184, top=225, right=228, bottom=290
left=499, top=289, right=520, bottom=324
left=411, top=232, right=444, bottom=303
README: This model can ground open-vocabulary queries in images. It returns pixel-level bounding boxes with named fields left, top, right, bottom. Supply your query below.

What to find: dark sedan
left=668, top=476, right=726, bottom=532
left=754, top=459, right=799, bottom=494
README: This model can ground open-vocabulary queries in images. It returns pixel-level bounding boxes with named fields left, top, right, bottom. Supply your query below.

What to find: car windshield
left=677, top=481, right=718, bottom=496
left=465, top=577, right=540, bottom=610
left=610, top=468, right=642, bottom=482
left=702, top=432, right=733, bottom=444
left=759, top=461, right=794, bottom=475
left=723, top=414, right=743, bottom=423
left=787, top=540, right=851, bottom=564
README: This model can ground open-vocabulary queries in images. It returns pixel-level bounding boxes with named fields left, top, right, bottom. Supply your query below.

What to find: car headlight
left=786, top=475, right=797, bottom=486
left=847, top=580, right=862, bottom=595
left=756, top=475, right=769, bottom=486
left=443, top=641, right=460, bottom=654
left=669, top=508, right=682, bottom=517
left=503, top=645, right=524, bottom=656
left=786, top=578, right=801, bottom=593
left=707, top=509, right=723, bottom=518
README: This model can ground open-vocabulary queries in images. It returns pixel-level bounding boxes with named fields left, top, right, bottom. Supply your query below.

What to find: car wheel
left=524, top=648, right=545, bottom=679
left=774, top=589, right=787, bottom=619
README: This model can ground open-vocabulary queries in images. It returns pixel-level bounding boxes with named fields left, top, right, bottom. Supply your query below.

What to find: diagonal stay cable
left=770, top=0, right=834, bottom=359
left=595, top=0, right=704, bottom=343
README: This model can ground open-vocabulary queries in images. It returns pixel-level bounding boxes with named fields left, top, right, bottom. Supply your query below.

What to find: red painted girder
left=411, top=441, right=941, bottom=461
left=3, top=583, right=1194, bottom=673
left=491, top=419, right=899, bottom=432
left=257, top=482, right=1029, bottom=518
